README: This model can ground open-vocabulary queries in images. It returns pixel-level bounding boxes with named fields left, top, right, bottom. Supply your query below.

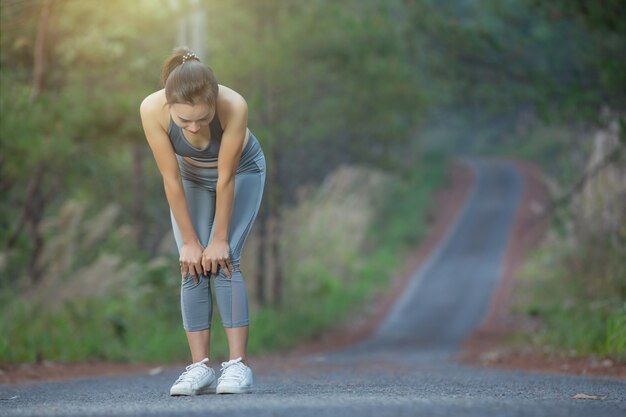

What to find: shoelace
left=218, top=357, right=247, bottom=383
left=174, top=358, right=210, bottom=384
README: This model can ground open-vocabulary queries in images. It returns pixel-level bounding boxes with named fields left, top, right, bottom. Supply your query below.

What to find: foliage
left=0, top=0, right=174, bottom=281
left=1, top=0, right=434, bottom=364
left=200, top=0, right=427, bottom=203
left=519, top=235, right=626, bottom=360
left=399, top=0, right=625, bottom=129
left=370, top=151, right=448, bottom=251
left=502, top=115, right=626, bottom=361
left=0, top=157, right=446, bottom=363
left=2, top=0, right=624, bottom=364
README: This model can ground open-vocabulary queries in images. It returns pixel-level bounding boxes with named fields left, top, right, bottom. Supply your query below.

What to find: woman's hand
left=180, top=240, right=205, bottom=283
left=202, top=240, right=234, bottom=278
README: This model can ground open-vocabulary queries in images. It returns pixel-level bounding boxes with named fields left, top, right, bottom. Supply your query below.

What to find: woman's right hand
left=180, top=239, right=205, bottom=283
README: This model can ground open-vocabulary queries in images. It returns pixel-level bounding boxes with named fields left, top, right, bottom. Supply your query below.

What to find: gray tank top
left=167, top=111, right=223, bottom=164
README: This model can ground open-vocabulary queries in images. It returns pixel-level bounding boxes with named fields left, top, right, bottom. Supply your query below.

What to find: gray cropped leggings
left=170, top=133, right=266, bottom=331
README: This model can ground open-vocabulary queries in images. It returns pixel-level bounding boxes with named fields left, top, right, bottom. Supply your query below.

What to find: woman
left=139, top=47, right=266, bottom=395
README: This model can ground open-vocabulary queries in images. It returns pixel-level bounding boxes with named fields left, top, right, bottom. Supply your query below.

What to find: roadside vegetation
left=520, top=233, right=625, bottom=361
left=2, top=0, right=624, bottom=365
left=0, top=154, right=446, bottom=363
left=505, top=118, right=625, bottom=361
left=414, top=1, right=626, bottom=362
left=0, top=1, right=447, bottom=364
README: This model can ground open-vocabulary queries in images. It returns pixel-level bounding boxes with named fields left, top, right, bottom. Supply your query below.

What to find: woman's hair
left=160, top=46, right=219, bottom=107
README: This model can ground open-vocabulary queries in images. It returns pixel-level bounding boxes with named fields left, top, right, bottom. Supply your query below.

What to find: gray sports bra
left=167, top=111, right=223, bottom=164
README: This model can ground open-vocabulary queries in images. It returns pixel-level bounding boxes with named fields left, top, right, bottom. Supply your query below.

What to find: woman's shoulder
left=215, top=84, right=247, bottom=128
left=140, top=89, right=169, bottom=131
left=216, top=84, right=246, bottom=107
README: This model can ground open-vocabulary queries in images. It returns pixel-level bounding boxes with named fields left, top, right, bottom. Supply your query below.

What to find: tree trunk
left=255, top=200, right=268, bottom=306
left=131, top=143, right=145, bottom=250
left=270, top=147, right=283, bottom=305
left=23, top=0, right=53, bottom=284
left=250, top=1, right=283, bottom=306
left=25, top=167, right=46, bottom=284
left=30, top=0, right=53, bottom=103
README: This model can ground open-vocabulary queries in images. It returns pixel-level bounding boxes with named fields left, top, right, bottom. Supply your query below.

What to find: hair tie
left=181, top=52, right=199, bottom=65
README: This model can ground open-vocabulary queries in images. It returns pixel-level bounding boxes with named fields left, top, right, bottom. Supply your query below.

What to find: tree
left=1, top=0, right=174, bottom=286
left=203, top=0, right=423, bottom=304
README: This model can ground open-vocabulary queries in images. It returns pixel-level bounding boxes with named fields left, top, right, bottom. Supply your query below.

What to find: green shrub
left=1, top=156, right=447, bottom=365
left=519, top=236, right=626, bottom=361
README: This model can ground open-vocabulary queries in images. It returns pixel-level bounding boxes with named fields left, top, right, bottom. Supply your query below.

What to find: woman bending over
left=140, top=47, right=266, bottom=395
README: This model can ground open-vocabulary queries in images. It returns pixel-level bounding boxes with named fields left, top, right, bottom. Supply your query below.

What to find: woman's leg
left=170, top=179, right=217, bottom=363
left=184, top=330, right=211, bottom=364
left=209, top=167, right=266, bottom=364
left=224, top=327, right=248, bottom=362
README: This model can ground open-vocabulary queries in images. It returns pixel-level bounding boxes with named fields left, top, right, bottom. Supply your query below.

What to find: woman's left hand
left=202, top=240, right=234, bottom=278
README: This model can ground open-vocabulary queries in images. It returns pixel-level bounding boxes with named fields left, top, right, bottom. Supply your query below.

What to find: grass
left=485, top=120, right=626, bottom=362
left=518, top=235, right=626, bottom=361
left=0, top=152, right=448, bottom=365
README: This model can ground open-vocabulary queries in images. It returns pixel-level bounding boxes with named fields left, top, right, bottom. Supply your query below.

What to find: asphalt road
left=2, top=158, right=624, bottom=417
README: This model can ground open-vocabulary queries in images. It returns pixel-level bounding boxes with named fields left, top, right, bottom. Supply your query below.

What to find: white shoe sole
left=216, top=385, right=252, bottom=394
left=170, top=381, right=217, bottom=396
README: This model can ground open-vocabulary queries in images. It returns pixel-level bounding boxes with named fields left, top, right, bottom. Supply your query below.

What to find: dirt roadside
left=2, top=158, right=623, bottom=385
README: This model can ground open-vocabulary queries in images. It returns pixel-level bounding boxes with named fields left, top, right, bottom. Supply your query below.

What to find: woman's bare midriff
left=181, top=128, right=250, bottom=168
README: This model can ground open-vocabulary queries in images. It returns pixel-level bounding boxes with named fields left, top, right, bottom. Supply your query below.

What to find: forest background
left=1, top=0, right=624, bottom=364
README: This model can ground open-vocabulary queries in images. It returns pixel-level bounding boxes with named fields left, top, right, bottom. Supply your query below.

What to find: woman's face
left=170, top=102, right=215, bottom=134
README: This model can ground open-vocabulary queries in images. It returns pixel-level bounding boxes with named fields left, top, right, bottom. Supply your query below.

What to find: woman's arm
left=203, top=93, right=249, bottom=277
left=139, top=95, right=204, bottom=281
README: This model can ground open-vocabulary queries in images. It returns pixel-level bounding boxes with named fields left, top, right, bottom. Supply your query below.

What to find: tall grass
left=492, top=118, right=626, bottom=362
left=518, top=230, right=626, bottom=361
left=0, top=153, right=447, bottom=364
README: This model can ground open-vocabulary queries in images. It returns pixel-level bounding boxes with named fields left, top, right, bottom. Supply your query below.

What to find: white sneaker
left=216, top=357, right=253, bottom=394
left=170, top=357, right=217, bottom=396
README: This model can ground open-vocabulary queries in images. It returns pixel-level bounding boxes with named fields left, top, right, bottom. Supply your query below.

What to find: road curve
left=365, top=157, right=523, bottom=354
left=1, top=158, right=624, bottom=417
